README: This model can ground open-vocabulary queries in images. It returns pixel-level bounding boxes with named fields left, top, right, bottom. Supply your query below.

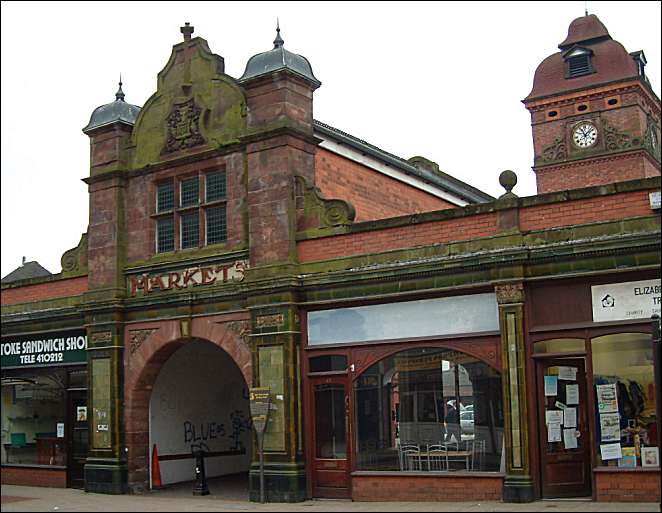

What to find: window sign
left=1, top=330, right=87, bottom=369
left=308, top=293, right=499, bottom=346
left=591, top=279, right=661, bottom=323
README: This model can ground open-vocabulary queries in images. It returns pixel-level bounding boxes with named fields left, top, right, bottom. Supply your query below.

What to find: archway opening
left=148, top=339, right=251, bottom=497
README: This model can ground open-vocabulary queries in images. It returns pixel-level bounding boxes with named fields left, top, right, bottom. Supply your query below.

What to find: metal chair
left=426, top=443, right=448, bottom=472
left=399, top=443, right=422, bottom=471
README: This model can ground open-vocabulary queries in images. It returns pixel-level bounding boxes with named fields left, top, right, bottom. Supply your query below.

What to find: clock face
left=573, top=122, right=598, bottom=148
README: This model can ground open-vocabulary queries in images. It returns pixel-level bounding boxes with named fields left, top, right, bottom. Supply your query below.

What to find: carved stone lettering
left=90, top=331, right=112, bottom=346
left=255, top=314, right=285, bottom=329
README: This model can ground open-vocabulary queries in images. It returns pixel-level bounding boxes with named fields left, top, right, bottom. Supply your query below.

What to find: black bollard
left=192, top=445, right=210, bottom=496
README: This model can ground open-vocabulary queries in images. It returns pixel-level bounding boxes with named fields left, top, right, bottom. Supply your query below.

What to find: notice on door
left=591, top=279, right=661, bottom=323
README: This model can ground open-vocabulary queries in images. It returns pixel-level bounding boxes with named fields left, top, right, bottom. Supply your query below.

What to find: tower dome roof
left=524, top=14, right=641, bottom=101
left=239, top=25, right=320, bottom=86
left=83, top=79, right=141, bottom=133
left=558, top=13, right=610, bottom=50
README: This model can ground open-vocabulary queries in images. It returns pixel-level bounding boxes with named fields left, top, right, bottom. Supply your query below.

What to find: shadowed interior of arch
left=147, top=339, right=252, bottom=495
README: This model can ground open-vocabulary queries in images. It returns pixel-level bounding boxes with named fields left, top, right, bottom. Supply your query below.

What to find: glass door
left=67, top=390, right=88, bottom=489
left=311, top=377, right=350, bottom=498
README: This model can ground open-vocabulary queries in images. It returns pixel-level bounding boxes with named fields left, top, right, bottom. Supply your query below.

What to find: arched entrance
left=125, top=317, right=252, bottom=495
left=148, top=339, right=251, bottom=491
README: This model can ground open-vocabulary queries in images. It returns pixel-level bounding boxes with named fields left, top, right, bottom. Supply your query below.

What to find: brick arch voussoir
left=192, top=317, right=252, bottom=385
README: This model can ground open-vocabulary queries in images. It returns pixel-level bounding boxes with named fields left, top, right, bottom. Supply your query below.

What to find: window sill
left=1, top=463, right=67, bottom=470
left=593, top=466, right=659, bottom=472
left=351, top=470, right=505, bottom=478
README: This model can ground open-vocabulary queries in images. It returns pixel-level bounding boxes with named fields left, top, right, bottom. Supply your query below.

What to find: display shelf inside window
left=592, top=333, right=658, bottom=468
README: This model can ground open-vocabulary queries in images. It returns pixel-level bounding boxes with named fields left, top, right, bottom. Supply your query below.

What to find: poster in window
left=566, top=384, right=579, bottom=405
left=544, top=375, right=558, bottom=396
left=547, top=424, right=562, bottom=443
left=600, top=443, right=622, bottom=461
left=618, top=447, right=637, bottom=468
left=564, top=407, right=577, bottom=428
left=558, top=366, right=577, bottom=381
left=642, top=447, right=659, bottom=468
left=596, top=383, right=618, bottom=413
left=599, top=412, right=621, bottom=442
left=77, top=406, right=87, bottom=422
left=563, top=428, right=578, bottom=449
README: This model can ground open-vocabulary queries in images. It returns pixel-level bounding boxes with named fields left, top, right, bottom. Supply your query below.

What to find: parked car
left=460, top=410, right=474, bottom=434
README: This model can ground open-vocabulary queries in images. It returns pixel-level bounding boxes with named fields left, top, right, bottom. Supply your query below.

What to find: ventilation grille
left=568, top=55, right=591, bottom=78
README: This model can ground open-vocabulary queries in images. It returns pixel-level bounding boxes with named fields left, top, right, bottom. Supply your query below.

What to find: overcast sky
left=1, top=1, right=660, bottom=279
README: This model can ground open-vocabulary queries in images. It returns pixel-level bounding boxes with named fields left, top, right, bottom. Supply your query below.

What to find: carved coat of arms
left=163, top=98, right=206, bottom=153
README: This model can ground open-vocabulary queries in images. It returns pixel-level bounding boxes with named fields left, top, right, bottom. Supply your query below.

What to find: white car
left=460, top=410, right=474, bottom=434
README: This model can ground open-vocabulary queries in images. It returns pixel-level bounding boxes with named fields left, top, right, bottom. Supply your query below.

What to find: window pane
left=180, top=177, right=199, bottom=207
left=206, top=206, right=227, bottom=245
left=157, top=182, right=174, bottom=212
left=157, top=217, right=174, bottom=253
left=315, top=384, right=346, bottom=459
left=533, top=338, right=585, bottom=354
left=206, top=172, right=226, bottom=202
left=181, top=212, right=199, bottom=249
left=310, top=355, right=348, bottom=373
left=591, top=333, right=656, bottom=467
left=354, top=347, right=503, bottom=472
left=1, top=369, right=67, bottom=466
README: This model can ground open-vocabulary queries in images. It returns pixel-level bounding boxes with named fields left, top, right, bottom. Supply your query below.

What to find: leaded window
left=180, top=176, right=199, bottom=207
left=180, top=211, right=199, bottom=249
left=206, top=206, right=227, bottom=245
left=157, top=217, right=175, bottom=253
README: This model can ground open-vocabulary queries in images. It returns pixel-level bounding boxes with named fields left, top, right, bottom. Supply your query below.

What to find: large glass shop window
left=354, top=347, right=504, bottom=472
left=592, top=333, right=658, bottom=468
left=1, top=369, right=67, bottom=466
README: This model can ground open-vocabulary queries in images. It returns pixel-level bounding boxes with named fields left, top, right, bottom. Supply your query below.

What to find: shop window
left=309, top=355, right=347, bottom=373
left=533, top=338, right=585, bottom=354
left=154, top=170, right=227, bottom=253
left=353, top=347, right=504, bottom=472
left=1, top=369, right=67, bottom=466
left=592, top=333, right=658, bottom=468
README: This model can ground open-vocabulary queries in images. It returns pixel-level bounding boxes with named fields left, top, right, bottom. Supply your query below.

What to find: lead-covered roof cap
left=525, top=14, right=642, bottom=101
left=83, top=79, right=142, bottom=134
left=239, top=25, right=320, bottom=87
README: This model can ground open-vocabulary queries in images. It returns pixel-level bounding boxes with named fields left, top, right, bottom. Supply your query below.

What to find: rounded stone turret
left=83, top=80, right=141, bottom=133
left=239, top=25, right=320, bottom=87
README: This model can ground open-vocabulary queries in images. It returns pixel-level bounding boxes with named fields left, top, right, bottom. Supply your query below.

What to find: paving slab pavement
left=1, top=485, right=659, bottom=513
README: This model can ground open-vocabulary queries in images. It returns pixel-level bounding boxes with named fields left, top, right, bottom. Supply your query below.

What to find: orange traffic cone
left=151, top=444, right=163, bottom=489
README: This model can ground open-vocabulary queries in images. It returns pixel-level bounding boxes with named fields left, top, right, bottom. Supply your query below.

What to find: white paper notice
left=600, top=443, right=622, bottom=461
left=558, top=366, right=577, bottom=381
left=563, top=428, right=578, bottom=449
left=596, top=383, right=618, bottom=413
left=566, top=384, right=579, bottom=405
left=564, top=407, right=577, bottom=428
left=600, top=412, right=621, bottom=442
left=57, top=422, right=65, bottom=438
left=546, top=410, right=564, bottom=426
left=548, top=424, right=562, bottom=442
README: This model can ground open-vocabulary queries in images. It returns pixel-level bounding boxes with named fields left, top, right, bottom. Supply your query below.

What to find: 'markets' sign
left=128, top=260, right=248, bottom=297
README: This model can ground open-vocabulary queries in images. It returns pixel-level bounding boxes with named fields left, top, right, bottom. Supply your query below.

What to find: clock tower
left=523, top=13, right=661, bottom=194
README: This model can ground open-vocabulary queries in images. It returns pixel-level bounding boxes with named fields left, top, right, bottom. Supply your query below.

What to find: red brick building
left=2, top=13, right=660, bottom=504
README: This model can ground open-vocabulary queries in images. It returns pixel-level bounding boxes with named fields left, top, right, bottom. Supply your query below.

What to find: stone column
left=496, top=282, right=535, bottom=502
left=248, top=293, right=305, bottom=502
left=82, top=122, right=131, bottom=494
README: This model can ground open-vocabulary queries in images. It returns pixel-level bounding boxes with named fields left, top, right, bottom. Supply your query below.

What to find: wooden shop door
left=311, top=376, right=351, bottom=499
left=537, top=358, right=591, bottom=498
